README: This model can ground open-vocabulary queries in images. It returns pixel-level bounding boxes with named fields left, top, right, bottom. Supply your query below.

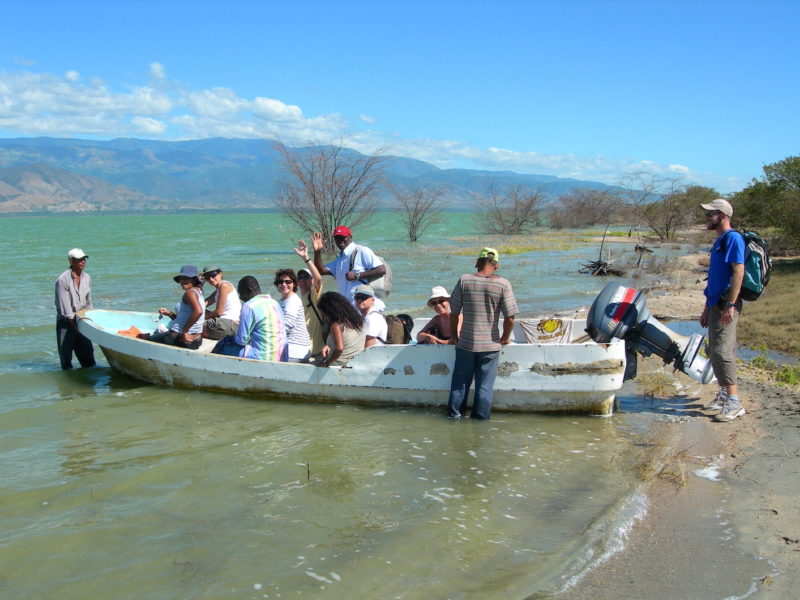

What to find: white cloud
left=150, top=62, right=166, bottom=80
left=131, top=116, right=167, bottom=135
left=0, top=64, right=737, bottom=190
left=251, top=97, right=303, bottom=122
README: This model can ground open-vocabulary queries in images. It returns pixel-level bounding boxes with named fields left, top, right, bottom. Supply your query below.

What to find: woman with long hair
left=316, top=291, right=365, bottom=367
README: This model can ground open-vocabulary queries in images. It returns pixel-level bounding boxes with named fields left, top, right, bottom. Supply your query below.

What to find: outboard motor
left=586, top=282, right=715, bottom=384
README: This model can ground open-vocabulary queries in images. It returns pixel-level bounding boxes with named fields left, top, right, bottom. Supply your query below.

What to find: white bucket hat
left=427, top=285, right=451, bottom=307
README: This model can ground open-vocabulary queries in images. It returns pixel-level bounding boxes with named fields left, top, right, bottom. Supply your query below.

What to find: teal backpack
left=723, top=230, right=773, bottom=301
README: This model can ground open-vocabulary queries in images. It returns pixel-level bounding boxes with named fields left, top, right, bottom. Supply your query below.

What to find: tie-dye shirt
left=234, top=294, right=286, bottom=361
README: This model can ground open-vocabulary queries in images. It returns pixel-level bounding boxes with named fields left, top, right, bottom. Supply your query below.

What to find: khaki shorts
left=203, top=317, right=238, bottom=340
left=707, top=302, right=740, bottom=387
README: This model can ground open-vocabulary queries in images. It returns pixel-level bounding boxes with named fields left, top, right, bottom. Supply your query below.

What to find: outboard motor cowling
left=586, top=282, right=715, bottom=384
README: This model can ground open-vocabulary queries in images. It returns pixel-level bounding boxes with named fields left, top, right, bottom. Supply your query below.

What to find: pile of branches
left=579, top=259, right=624, bottom=277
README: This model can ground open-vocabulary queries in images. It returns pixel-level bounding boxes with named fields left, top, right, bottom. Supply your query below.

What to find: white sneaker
left=707, top=388, right=727, bottom=410
left=714, top=401, right=745, bottom=422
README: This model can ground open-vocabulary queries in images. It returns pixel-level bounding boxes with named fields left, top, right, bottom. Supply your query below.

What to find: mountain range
left=0, top=137, right=612, bottom=214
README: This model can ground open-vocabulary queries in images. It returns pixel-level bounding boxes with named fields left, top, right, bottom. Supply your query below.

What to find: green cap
left=478, top=247, right=499, bottom=263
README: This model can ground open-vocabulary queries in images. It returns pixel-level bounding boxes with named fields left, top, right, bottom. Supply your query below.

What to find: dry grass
left=637, top=447, right=692, bottom=487
left=739, top=258, right=800, bottom=357
left=636, top=369, right=679, bottom=398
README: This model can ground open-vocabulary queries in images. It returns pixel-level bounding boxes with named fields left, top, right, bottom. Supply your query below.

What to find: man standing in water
left=700, top=199, right=745, bottom=422
left=447, top=248, right=518, bottom=420
left=55, top=248, right=95, bottom=369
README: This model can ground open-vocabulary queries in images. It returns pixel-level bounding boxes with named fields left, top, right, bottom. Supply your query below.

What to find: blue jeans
left=448, top=347, right=500, bottom=420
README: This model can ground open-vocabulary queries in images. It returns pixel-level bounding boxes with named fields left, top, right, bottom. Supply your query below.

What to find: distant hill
left=0, top=137, right=614, bottom=214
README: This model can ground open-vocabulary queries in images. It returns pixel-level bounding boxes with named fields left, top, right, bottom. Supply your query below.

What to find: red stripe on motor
left=612, top=287, right=637, bottom=322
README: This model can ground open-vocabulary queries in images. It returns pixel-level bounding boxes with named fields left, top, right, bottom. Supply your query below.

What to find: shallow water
left=0, top=213, right=699, bottom=598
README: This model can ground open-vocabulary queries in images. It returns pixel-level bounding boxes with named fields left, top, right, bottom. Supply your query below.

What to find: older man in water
left=55, top=247, right=96, bottom=369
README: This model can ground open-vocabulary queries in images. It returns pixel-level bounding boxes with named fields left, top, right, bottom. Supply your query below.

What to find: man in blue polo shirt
left=700, top=198, right=745, bottom=422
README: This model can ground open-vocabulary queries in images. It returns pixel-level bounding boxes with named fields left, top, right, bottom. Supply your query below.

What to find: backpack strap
left=305, top=292, right=323, bottom=326
left=348, top=245, right=369, bottom=284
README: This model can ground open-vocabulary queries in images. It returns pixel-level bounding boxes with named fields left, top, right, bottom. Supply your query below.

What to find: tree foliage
left=732, top=156, right=800, bottom=248
left=274, top=140, right=386, bottom=247
left=388, top=183, right=444, bottom=242
left=477, top=185, right=544, bottom=235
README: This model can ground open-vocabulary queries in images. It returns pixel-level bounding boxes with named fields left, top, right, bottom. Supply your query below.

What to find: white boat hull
left=78, top=309, right=627, bottom=414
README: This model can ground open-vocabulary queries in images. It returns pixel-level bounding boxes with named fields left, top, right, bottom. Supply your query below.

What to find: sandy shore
left=556, top=260, right=800, bottom=599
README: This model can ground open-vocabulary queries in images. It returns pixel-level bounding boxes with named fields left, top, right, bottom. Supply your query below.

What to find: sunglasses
left=274, top=279, right=294, bottom=285
left=204, top=271, right=220, bottom=278
left=297, top=274, right=311, bottom=280
left=354, top=294, right=371, bottom=301
left=705, top=210, right=722, bottom=217
left=430, top=298, right=448, bottom=306
left=334, top=236, right=348, bottom=242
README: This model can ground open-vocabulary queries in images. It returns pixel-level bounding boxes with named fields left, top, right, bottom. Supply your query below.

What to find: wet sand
left=556, top=267, right=800, bottom=599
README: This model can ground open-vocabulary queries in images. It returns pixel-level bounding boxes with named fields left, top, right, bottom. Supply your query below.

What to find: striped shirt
left=235, top=294, right=287, bottom=361
left=449, top=273, right=519, bottom=352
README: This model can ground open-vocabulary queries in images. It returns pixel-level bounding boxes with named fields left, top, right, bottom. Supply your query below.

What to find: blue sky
left=1, top=0, right=797, bottom=192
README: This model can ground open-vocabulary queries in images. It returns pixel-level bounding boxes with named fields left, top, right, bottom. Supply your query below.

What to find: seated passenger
left=201, top=265, right=242, bottom=339
left=316, top=292, right=366, bottom=367
left=213, top=276, right=286, bottom=361
left=274, top=268, right=312, bottom=362
left=153, top=265, right=205, bottom=349
left=354, top=283, right=386, bottom=348
left=417, top=285, right=461, bottom=345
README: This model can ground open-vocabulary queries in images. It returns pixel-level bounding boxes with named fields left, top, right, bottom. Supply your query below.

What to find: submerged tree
left=477, top=185, right=544, bottom=235
left=388, top=183, right=445, bottom=242
left=274, top=139, right=386, bottom=247
left=549, top=188, right=622, bottom=228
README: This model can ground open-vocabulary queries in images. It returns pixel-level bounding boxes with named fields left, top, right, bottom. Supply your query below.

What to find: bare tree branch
left=477, top=184, right=543, bottom=235
left=387, top=183, right=445, bottom=242
left=274, top=139, right=386, bottom=248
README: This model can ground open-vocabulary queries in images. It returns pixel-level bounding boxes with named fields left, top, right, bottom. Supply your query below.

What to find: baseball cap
left=700, top=199, right=733, bottom=217
left=353, top=284, right=375, bottom=298
left=477, top=247, right=500, bottom=263
left=202, top=265, right=221, bottom=277
left=333, top=225, right=352, bottom=237
left=68, top=248, right=88, bottom=260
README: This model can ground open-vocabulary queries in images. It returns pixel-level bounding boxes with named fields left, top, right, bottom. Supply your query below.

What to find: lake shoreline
left=555, top=273, right=800, bottom=599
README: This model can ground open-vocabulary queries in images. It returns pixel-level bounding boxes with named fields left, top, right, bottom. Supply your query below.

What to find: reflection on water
left=0, top=372, right=650, bottom=599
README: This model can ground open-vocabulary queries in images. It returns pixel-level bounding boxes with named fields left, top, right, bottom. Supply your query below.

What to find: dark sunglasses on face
left=297, top=274, right=311, bottom=280
left=334, top=236, right=348, bottom=242
left=204, top=271, right=220, bottom=279
left=354, top=294, right=371, bottom=301
left=275, top=279, right=293, bottom=285
left=430, top=298, right=448, bottom=306
left=705, top=211, right=722, bottom=217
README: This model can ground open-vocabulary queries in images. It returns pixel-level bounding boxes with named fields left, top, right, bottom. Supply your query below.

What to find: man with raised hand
left=312, top=225, right=386, bottom=307
left=447, top=248, right=518, bottom=420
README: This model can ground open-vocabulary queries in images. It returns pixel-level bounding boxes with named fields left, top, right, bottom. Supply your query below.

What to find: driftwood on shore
left=580, top=225, right=625, bottom=276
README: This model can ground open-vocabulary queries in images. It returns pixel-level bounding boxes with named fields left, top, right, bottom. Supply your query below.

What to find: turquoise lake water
left=1, top=212, right=699, bottom=598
